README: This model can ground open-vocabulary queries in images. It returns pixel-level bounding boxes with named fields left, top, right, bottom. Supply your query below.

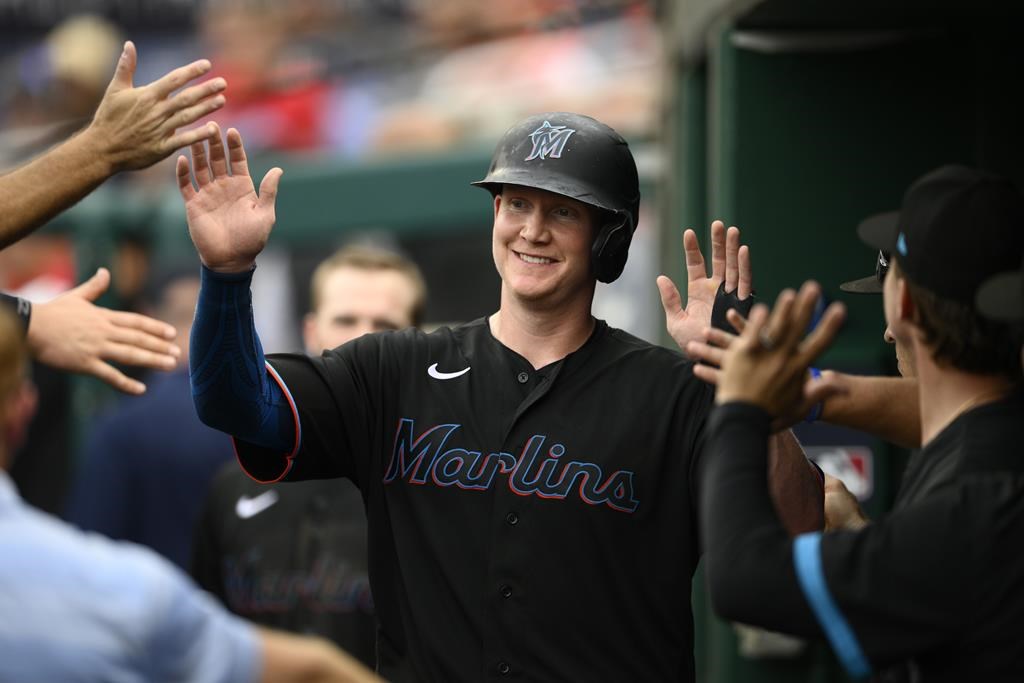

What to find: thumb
left=656, top=275, right=683, bottom=317
left=257, top=167, right=283, bottom=210
left=72, top=268, right=111, bottom=302
left=804, top=375, right=848, bottom=410
left=108, top=41, right=136, bottom=92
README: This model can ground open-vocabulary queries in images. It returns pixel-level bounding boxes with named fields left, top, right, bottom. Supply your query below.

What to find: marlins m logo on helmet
left=525, top=121, right=575, bottom=161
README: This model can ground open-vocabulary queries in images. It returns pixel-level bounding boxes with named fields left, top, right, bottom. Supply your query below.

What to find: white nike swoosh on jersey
left=235, top=490, right=280, bottom=519
left=427, top=363, right=471, bottom=380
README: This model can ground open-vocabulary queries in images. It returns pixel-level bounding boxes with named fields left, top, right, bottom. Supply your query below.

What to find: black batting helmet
left=472, top=112, right=640, bottom=283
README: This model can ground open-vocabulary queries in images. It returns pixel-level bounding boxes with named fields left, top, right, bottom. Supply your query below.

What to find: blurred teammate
left=700, top=165, right=1024, bottom=681
left=179, top=113, right=822, bottom=681
left=0, top=306, right=380, bottom=682
left=193, top=245, right=426, bottom=667
left=67, top=269, right=234, bottom=569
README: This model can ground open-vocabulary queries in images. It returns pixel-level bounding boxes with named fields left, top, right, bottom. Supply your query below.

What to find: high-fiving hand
left=177, top=125, right=283, bottom=273
left=712, top=281, right=846, bottom=418
left=657, top=220, right=753, bottom=354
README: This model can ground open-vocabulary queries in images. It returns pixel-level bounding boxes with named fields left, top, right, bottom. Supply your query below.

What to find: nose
left=519, top=210, right=548, bottom=243
left=883, top=326, right=895, bottom=345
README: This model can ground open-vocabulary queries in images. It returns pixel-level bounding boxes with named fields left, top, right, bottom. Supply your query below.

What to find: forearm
left=822, top=372, right=920, bottom=448
left=0, top=128, right=113, bottom=249
left=768, top=429, right=824, bottom=535
left=701, top=403, right=821, bottom=636
left=190, top=265, right=293, bottom=452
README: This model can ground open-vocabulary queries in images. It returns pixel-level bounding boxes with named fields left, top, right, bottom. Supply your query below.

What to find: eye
left=507, top=197, right=529, bottom=211
left=553, top=206, right=578, bottom=220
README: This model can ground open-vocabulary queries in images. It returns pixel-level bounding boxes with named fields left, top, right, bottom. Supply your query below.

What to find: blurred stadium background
left=1, top=1, right=1021, bottom=681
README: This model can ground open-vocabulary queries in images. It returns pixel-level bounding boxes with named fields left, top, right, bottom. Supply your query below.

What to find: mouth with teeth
left=515, top=251, right=555, bottom=265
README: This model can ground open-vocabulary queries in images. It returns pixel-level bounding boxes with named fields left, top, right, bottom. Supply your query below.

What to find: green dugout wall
left=664, top=2, right=1024, bottom=681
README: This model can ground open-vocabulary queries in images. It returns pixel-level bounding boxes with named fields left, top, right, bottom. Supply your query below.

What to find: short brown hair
left=309, top=245, right=427, bottom=326
left=896, top=259, right=1024, bottom=380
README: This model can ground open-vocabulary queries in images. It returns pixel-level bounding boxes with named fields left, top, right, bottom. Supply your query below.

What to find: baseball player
left=700, top=165, right=1024, bottom=681
left=179, top=113, right=823, bottom=681
left=192, top=245, right=427, bottom=667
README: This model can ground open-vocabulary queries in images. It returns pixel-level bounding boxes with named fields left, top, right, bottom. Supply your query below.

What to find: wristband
left=0, top=294, right=31, bottom=335
left=805, top=367, right=823, bottom=423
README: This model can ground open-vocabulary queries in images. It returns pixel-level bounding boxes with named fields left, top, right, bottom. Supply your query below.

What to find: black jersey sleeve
left=702, top=402, right=988, bottom=679
left=233, top=330, right=408, bottom=490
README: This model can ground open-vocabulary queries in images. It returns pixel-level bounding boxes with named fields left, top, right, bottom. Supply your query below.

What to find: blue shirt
left=67, top=369, right=236, bottom=569
left=0, top=471, right=260, bottom=683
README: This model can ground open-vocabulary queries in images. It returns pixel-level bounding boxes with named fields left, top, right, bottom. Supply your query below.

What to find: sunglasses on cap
left=876, top=250, right=890, bottom=285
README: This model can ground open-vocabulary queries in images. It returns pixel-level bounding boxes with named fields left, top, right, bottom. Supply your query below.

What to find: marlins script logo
left=525, top=121, right=576, bottom=161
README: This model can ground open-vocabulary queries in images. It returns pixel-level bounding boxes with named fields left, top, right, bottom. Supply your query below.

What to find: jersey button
left=497, top=662, right=511, bottom=675
left=516, top=371, right=529, bottom=384
left=505, top=511, right=519, bottom=526
left=500, top=584, right=512, bottom=599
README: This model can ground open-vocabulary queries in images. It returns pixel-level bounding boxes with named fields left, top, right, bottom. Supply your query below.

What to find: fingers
left=103, top=341, right=179, bottom=371
left=149, top=58, right=213, bottom=98
left=778, top=281, right=822, bottom=350
left=683, top=229, right=707, bottom=283
left=176, top=155, right=197, bottom=201
left=168, top=122, right=218, bottom=154
left=207, top=123, right=228, bottom=178
left=804, top=371, right=848, bottom=410
left=166, top=94, right=226, bottom=133
left=191, top=140, right=211, bottom=186
left=726, top=308, right=747, bottom=333
left=796, top=301, right=846, bottom=367
left=107, top=324, right=181, bottom=360
left=702, top=326, right=736, bottom=351
left=87, top=359, right=146, bottom=395
left=656, top=275, right=683, bottom=317
left=724, top=226, right=739, bottom=293
left=165, top=76, right=226, bottom=111
left=72, top=268, right=111, bottom=302
left=737, top=244, right=752, bottom=299
left=692, top=362, right=721, bottom=386
left=741, top=302, right=771, bottom=349
left=226, top=128, right=250, bottom=177
left=258, top=167, right=284, bottom=209
left=685, top=340, right=725, bottom=368
left=108, top=40, right=136, bottom=92
left=107, top=310, right=177, bottom=340
left=710, top=220, right=726, bottom=283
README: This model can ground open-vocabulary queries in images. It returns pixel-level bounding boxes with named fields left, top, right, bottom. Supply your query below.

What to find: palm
left=658, top=221, right=752, bottom=355
left=176, top=126, right=282, bottom=272
left=186, top=175, right=271, bottom=268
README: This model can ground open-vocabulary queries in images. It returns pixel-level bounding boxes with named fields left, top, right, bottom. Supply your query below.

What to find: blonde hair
left=309, top=245, right=427, bottom=326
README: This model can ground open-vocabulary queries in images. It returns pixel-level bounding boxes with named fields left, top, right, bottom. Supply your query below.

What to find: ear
left=302, top=312, right=319, bottom=355
left=3, top=379, right=38, bottom=455
left=493, top=193, right=502, bottom=219
left=897, top=277, right=916, bottom=322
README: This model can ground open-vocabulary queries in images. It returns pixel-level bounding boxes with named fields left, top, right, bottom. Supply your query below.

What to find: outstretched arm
left=0, top=41, right=225, bottom=248
left=180, top=126, right=292, bottom=453
left=686, top=310, right=921, bottom=447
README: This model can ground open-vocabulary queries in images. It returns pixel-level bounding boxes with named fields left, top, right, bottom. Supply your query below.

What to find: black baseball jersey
left=235, top=317, right=714, bottom=682
left=191, top=463, right=376, bottom=667
left=702, top=391, right=1024, bottom=683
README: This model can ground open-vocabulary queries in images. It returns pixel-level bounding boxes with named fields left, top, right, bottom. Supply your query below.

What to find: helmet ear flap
left=592, top=213, right=634, bottom=283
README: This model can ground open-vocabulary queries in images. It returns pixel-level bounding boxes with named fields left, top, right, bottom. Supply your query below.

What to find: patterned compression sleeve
left=189, top=265, right=294, bottom=453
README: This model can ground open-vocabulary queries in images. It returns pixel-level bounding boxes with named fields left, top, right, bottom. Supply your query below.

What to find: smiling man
left=179, top=113, right=822, bottom=682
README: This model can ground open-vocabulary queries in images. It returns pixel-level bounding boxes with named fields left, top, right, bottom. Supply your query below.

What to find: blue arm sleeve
left=189, top=265, right=294, bottom=453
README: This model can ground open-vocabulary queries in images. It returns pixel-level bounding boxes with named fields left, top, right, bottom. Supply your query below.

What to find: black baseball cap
left=839, top=250, right=889, bottom=294
left=856, top=164, right=1024, bottom=304
left=976, top=260, right=1024, bottom=321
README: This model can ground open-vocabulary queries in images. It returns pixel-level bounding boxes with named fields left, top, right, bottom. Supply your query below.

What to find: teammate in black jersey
left=177, top=114, right=824, bottom=682
left=701, top=165, right=1024, bottom=682
left=192, top=245, right=426, bottom=667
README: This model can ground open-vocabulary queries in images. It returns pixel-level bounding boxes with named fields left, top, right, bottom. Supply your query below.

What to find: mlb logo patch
left=805, top=446, right=874, bottom=501
left=526, top=121, right=576, bottom=161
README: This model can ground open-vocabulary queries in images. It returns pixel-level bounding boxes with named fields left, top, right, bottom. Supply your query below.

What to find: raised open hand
left=657, top=220, right=752, bottom=354
left=86, top=41, right=226, bottom=172
left=177, top=125, right=283, bottom=273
